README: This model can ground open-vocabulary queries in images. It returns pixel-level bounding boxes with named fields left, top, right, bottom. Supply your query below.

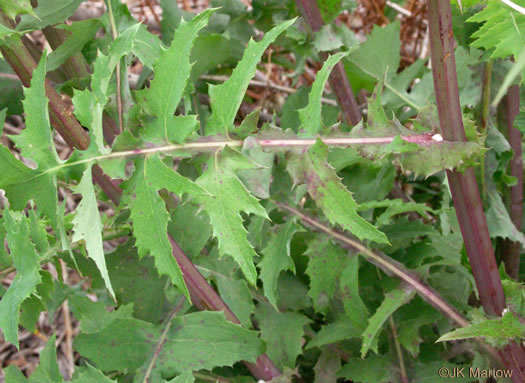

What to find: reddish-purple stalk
left=427, top=1, right=525, bottom=380
left=295, top=0, right=362, bottom=126
left=497, top=85, right=523, bottom=280
left=1, top=20, right=281, bottom=381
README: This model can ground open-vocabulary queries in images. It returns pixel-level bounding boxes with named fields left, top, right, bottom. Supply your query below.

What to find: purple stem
left=426, top=1, right=525, bottom=380
left=295, top=0, right=362, bottom=125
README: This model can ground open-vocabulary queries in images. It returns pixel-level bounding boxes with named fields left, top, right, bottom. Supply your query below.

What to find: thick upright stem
left=427, top=1, right=525, bottom=380
left=497, top=85, right=523, bottom=280
left=295, top=0, right=362, bottom=125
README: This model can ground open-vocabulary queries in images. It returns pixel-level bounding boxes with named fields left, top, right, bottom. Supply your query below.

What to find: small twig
left=106, top=0, right=123, bottom=134
left=386, top=0, right=413, bottom=17
left=59, top=259, right=74, bottom=380
left=501, top=0, right=525, bottom=15
left=389, top=316, right=408, bottom=383
left=141, top=297, right=186, bottom=383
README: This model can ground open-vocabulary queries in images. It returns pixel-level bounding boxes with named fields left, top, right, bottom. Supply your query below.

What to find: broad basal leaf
left=206, top=18, right=296, bottom=135
left=137, top=9, right=215, bottom=144
left=0, top=210, right=41, bottom=348
left=360, top=285, right=415, bottom=357
left=73, top=24, right=139, bottom=153
left=298, top=51, right=348, bottom=136
left=129, top=155, right=206, bottom=298
left=287, top=140, right=389, bottom=244
left=255, top=303, right=310, bottom=369
left=437, top=311, right=525, bottom=348
left=195, top=147, right=269, bottom=285
left=259, top=219, right=303, bottom=308
left=72, top=165, right=115, bottom=299
left=74, top=311, right=264, bottom=376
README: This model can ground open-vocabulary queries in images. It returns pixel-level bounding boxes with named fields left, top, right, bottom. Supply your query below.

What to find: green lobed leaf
left=29, top=334, right=61, bottom=383
left=486, top=192, right=525, bottom=247
left=166, top=371, right=195, bottom=383
left=304, top=236, right=347, bottom=314
left=314, top=348, right=340, bottom=383
left=206, top=18, right=296, bottom=135
left=168, top=203, right=213, bottom=258
left=255, top=303, right=310, bottom=369
left=298, top=51, right=348, bottom=136
left=287, top=140, right=389, bottom=244
left=360, top=285, right=415, bottom=358
left=16, top=0, right=83, bottom=30
left=137, top=9, right=216, bottom=144
left=437, top=311, right=525, bottom=348
left=195, top=147, right=269, bottom=285
left=468, top=0, right=525, bottom=60
left=129, top=158, right=191, bottom=298
left=357, top=199, right=434, bottom=226
left=74, top=311, right=264, bottom=375
left=71, top=165, right=115, bottom=299
left=337, top=355, right=395, bottom=383
left=215, top=275, right=255, bottom=328
left=259, top=219, right=303, bottom=308
left=238, top=135, right=275, bottom=199
left=47, top=20, right=102, bottom=72
left=0, top=0, right=37, bottom=20
left=0, top=210, right=41, bottom=348
left=306, top=317, right=362, bottom=349
left=339, top=255, right=369, bottom=332
left=106, top=242, right=170, bottom=323
left=71, top=364, right=117, bottom=383
left=73, top=24, right=140, bottom=154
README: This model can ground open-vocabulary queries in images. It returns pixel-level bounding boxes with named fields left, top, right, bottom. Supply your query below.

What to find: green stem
left=105, top=0, right=123, bottom=133
left=480, top=60, right=493, bottom=202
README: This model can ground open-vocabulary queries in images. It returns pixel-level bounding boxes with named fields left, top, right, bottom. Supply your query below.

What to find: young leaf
left=71, top=165, right=115, bottom=299
left=206, top=18, right=296, bottom=135
left=360, top=286, right=415, bottom=357
left=129, top=158, right=190, bottom=298
left=304, top=237, right=347, bottom=314
left=287, top=140, right=389, bottom=244
left=195, top=147, right=269, bottom=285
left=259, top=219, right=303, bottom=308
left=437, top=311, right=525, bottom=347
left=0, top=210, right=41, bottom=348
left=73, top=24, right=140, bottom=153
left=136, top=9, right=216, bottom=144
left=255, top=303, right=310, bottom=369
left=74, top=312, right=265, bottom=375
left=298, top=51, right=349, bottom=136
